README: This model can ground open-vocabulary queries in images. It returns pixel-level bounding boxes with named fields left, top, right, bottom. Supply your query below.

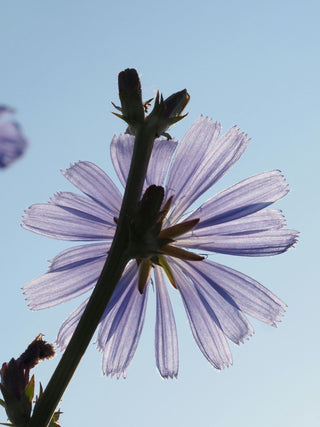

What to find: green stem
left=28, top=125, right=157, bottom=427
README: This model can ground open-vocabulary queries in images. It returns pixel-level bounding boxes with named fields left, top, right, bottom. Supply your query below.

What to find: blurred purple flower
left=0, top=106, right=28, bottom=168
left=22, top=117, right=298, bottom=379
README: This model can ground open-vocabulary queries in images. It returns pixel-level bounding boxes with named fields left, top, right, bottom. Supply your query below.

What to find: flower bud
left=0, top=335, right=55, bottom=426
left=117, top=68, right=145, bottom=131
left=145, top=89, right=190, bottom=138
left=163, top=89, right=190, bottom=120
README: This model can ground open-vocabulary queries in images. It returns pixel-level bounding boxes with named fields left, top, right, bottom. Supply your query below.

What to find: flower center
left=126, top=185, right=204, bottom=293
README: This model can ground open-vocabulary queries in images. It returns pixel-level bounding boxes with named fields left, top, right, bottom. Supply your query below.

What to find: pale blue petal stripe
left=170, top=262, right=233, bottom=369
left=189, top=259, right=286, bottom=325
left=166, top=118, right=251, bottom=225
left=56, top=298, right=89, bottom=350
left=179, top=210, right=286, bottom=241
left=55, top=260, right=135, bottom=352
left=165, top=116, right=220, bottom=224
left=173, top=259, right=254, bottom=345
left=180, top=228, right=298, bottom=256
left=49, top=191, right=117, bottom=225
left=23, top=243, right=107, bottom=309
left=154, top=266, right=179, bottom=379
left=110, top=134, right=134, bottom=188
left=145, top=139, right=178, bottom=187
left=110, top=133, right=177, bottom=189
left=169, top=126, right=249, bottom=223
left=23, top=201, right=116, bottom=241
left=97, top=262, right=148, bottom=378
left=62, top=161, right=122, bottom=214
left=48, top=242, right=109, bottom=272
left=185, top=170, right=289, bottom=228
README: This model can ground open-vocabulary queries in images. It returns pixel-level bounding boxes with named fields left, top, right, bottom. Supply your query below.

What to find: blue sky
left=1, top=1, right=319, bottom=426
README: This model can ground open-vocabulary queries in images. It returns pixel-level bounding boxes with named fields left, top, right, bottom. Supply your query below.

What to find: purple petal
left=154, top=266, right=179, bottom=379
left=49, top=192, right=118, bottom=224
left=56, top=251, right=131, bottom=351
left=180, top=228, right=298, bottom=256
left=187, top=259, right=286, bottom=326
left=56, top=298, right=89, bottom=350
left=174, top=259, right=254, bottom=345
left=62, top=161, right=122, bottom=215
left=186, top=170, right=289, bottom=228
left=145, top=139, right=178, bottom=187
left=111, top=134, right=178, bottom=189
left=110, top=134, right=134, bottom=188
left=23, top=242, right=108, bottom=309
left=23, top=193, right=116, bottom=241
left=0, top=120, right=27, bottom=168
left=170, top=261, right=233, bottom=369
left=166, top=117, right=251, bottom=224
left=203, top=209, right=286, bottom=235
left=165, top=117, right=221, bottom=223
left=0, top=105, right=15, bottom=118
left=97, top=262, right=148, bottom=378
left=180, top=210, right=286, bottom=241
left=48, top=242, right=109, bottom=272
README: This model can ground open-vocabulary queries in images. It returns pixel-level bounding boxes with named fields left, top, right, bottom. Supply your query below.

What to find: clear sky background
left=1, top=1, right=318, bottom=426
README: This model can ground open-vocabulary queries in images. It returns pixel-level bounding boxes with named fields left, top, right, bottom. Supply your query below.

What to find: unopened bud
left=116, top=68, right=145, bottom=131
left=163, top=89, right=190, bottom=119
left=145, top=89, right=190, bottom=138
left=0, top=335, right=55, bottom=426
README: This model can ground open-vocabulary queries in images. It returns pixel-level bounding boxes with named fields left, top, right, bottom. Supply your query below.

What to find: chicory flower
left=0, top=106, right=27, bottom=168
left=23, top=116, right=297, bottom=378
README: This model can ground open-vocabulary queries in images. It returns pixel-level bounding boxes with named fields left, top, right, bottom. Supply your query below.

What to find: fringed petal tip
left=197, top=114, right=221, bottom=128
left=102, top=362, right=179, bottom=380
left=21, top=286, right=38, bottom=311
left=21, top=205, right=41, bottom=231
left=54, top=339, right=65, bottom=352
left=267, top=169, right=291, bottom=202
left=293, top=230, right=300, bottom=242
left=60, top=161, right=81, bottom=176
left=21, top=293, right=43, bottom=312
left=94, top=341, right=103, bottom=353
left=97, top=335, right=129, bottom=379
left=21, top=206, right=31, bottom=226
left=224, top=123, right=250, bottom=138
left=100, top=354, right=179, bottom=380
left=274, top=168, right=290, bottom=187
left=103, top=369, right=128, bottom=380
left=159, top=371, right=178, bottom=380
left=286, top=230, right=300, bottom=251
left=270, top=304, right=287, bottom=327
left=95, top=339, right=124, bottom=378
left=24, top=299, right=36, bottom=312
left=216, top=358, right=233, bottom=371
left=234, top=328, right=255, bottom=346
